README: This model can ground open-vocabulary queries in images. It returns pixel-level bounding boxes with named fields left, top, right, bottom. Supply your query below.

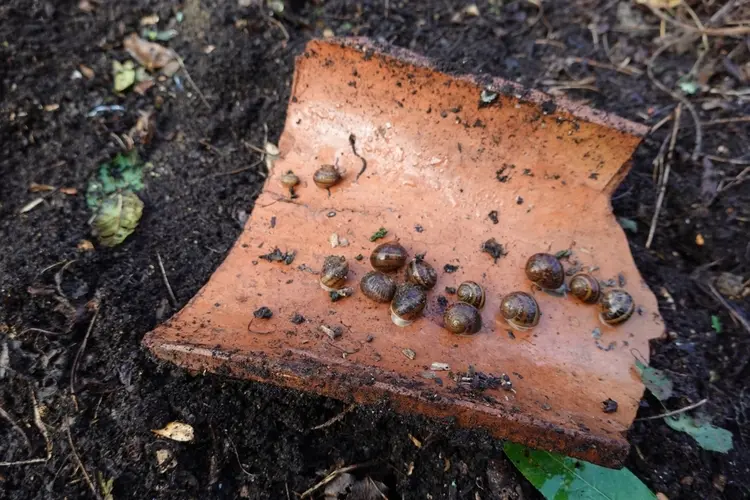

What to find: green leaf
left=634, top=359, right=673, bottom=401
left=113, top=60, right=136, bottom=92
left=504, top=442, right=656, bottom=500
left=86, top=150, right=145, bottom=209
left=664, top=414, right=733, bottom=453
left=617, top=217, right=638, bottom=233
left=369, top=227, right=388, bottom=242
left=711, top=315, right=722, bottom=334
left=92, top=192, right=144, bottom=247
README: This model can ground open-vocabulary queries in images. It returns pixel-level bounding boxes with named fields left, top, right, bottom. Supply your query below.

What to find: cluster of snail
left=280, top=165, right=343, bottom=194
left=517, top=253, right=636, bottom=327
left=319, top=248, right=634, bottom=333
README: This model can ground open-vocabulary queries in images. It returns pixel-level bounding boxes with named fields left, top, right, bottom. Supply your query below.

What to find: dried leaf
left=123, top=33, right=177, bottom=70
left=152, top=421, right=194, bottom=442
left=29, top=183, right=56, bottom=192
left=92, top=192, right=144, bottom=247
left=79, top=64, right=95, bottom=79
left=140, top=14, right=160, bottom=26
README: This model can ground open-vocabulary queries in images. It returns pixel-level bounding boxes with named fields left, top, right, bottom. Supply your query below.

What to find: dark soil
left=1, top=1, right=749, bottom=499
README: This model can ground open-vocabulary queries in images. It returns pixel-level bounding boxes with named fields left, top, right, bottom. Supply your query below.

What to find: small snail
left=360, top=271, right=397, bottom=303
left=525, top=253, right=564, bottom=290
left=370, top=242, right=408, bottom=272
left=500, top=291, right=540, bottom=331
left=457, top=281, right=485, bottom=309
left=313, top=165, right=342, bottom=189
left=405, top=257, right=437, bottom=289
left=599, top=289, right=634, bottom=326
left=443, top=302, right=482, bottom=334
left=320, top=255, right=348, bottom=292
left=569, top=273, right=601, bottom=304
left=390, top=283, right=427, bottom=327
left=280, top=170, right=299, bottom=189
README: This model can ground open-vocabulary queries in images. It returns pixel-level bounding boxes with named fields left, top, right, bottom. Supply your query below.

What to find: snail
left=319, top=255, right=348, bottom=292
left=405, top=257, right=437, bottom=289
left=443, top=302, right=482, bottom=334
left=360, top=271, right=397, bottom=303
left=569, top=273, right=601, bottom=304
left=525, top=253, right=565, bottom=291
left=313, top=165, right=342, bottom=189
left=599, top=289, right=634, bottom=326
left=280, top=170, right=299, bottom=189
left=500, top=291, right=540, bottom=331
left=390, top=283, right=427, bottom=327
left=457, top=281, right=485, bottom=309
left=370, top=242, right=408, bottom=272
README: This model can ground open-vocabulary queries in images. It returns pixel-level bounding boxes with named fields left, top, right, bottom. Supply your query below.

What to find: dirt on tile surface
left=1, top=1, right=748, bottom=499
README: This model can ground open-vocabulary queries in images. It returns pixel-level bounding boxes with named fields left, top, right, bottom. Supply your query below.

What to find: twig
left=646, top=6, right=750, bottom=36
left=176, top=56, right=210, bottom=109
left=701, top=116, right=750, bottom=126
left=635, top=398, right=708, bottom=421
left=20, top=328, right=65, bottom=336
left=566, top=56, right=643, bottom=76
left=719, top=167, right=750, bottom=193
left=648, top=113, right=673, bottom=135
left=227, top=435, right=255, bottom=478
left=368, top=477, right=389, bottom=499
left=285, top=482, right=291, bottom=500
left=646, top=104, right=682, bottom=249
left=701, top=154, right=750, bottom=166
left=0, top=405, right=31, bottom=452
left=195, top=159, right=264, bottom=181
left=646, top=39, right=703, bottom=161
left=65, top=422, right=99, bottom=499
left=31, top=391, right=52, bottom=460
left=300, top=461, right=377, bottom=498
left=268, top=16, right=289, bottom=41
left=70, top=303, right=101, bottom=410
left=0, top=456, right=48, bottom=467
left=708, top=284, right=750, bottom=334
left=156, top=252, right=178, bottom=308
left=310, top=403, right=356, bottom=430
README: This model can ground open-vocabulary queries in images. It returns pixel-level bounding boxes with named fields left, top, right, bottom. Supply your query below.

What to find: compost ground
left=1, top=1, right=749, bottom=499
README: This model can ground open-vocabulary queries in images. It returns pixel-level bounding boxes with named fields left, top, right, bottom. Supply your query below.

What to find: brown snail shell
left=569, top=273, right=601, bottom=304
left=370, top=242, right=408, bottom=272
left=320, top=255, right=348, bottom=292
left=457, top=281, right=485, bottom=309
left=405, top=258, right=437, bottom=289
left=599, top=289, right=634, bottom=326
left=360, top=271, right=397, bottom=303
left=313, top=165, right=342, bottom=189
left=390, top=283, right=427, bottom=327
left=280, top=170, right=299, bottom=188
left=443, top=302, right=482, bottom=334
left=500, top=291, right=540, bottom=331
left=525, top=253, right=564, bottom=290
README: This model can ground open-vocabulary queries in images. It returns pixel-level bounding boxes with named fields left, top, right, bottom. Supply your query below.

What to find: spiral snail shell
left=313, top=165, right=342, bottom=189
left=456, top=281, right=485, bottom=309
left=525, top=253, right=565, bottom=290
left=360, top=271, right=397, bottom=303
left=370, top=242, right=408, bottom=272
left=500, top=291, right=540, bottom=331
left=569, top=273, right=601, bottom=304
left=405, top=257, right=437, bottom=289
left=443, top=302, right=482, bottom=334
left=320, top=255, right=348, bottom=292
left=390, top=283, right=427, bottom=327
left=280, top=170, right=299, bottom=189
left=599, top=289, right=634, bottom=326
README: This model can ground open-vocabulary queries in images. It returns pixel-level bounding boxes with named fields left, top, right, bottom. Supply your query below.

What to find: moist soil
left=1, top=1, right=749, bottom=499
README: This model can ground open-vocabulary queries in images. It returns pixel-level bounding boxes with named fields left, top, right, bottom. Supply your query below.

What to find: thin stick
left=195, top=159, right=264, bottom=181
left=70, top=304, right=101, bottom=409
left=635, top=398, right=708, bottom=421
left=708, top=284, right=750, bottom=334
left=0, top=457, right=48, bottom=467
left=21, top=328, right=65, bottom=336
left=156, top=252, right=177, bottom=307
left=368, top=477, right=389, bottom=499
left=649, top=113, right=673, bottom=135
left=65, top=423, right=99, bottom=499
left=285, top=482, right=291, bottom=500
left=646, top=39, right=703, bottom=161
left=702, top=116, right=750, bottom=126
left=177, top=57, right=210, bottom=109
left=566, top=56, right=643, bottom=76
left=300, top=461, right=377, bottom=498
left=310, top=403, right=356, bottom=430
left=32, top=391, right=52, bottom=459
left=227, top=435, right=255, bottom=478
left=0, top=405, right=31, bottom=452
left=646, top=104, right=682, bottom=248
left=701, top=154, right=750, bottom=166
left=646, top=6, right=750, bottom=36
